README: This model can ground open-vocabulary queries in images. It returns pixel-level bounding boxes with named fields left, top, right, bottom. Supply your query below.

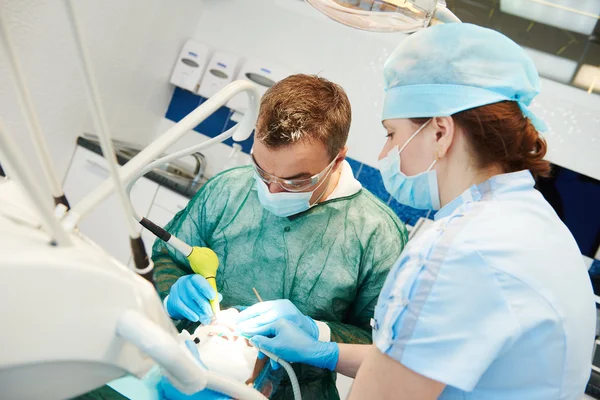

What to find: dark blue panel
left=346, top=157, right=363, bottom=177
left=195, top=104, right=230, bottom=138
left=588, top=258, right=600, bottom=296
left=165, top=87, right=203, bottom=123
left=165, top=87, right=230, bottom=138
left=589, top=259, right=600, bottom=276
left=551, top=166, right=600, bottom=258
left=388, top=198, right=431, bottom=226
left=356, top=163, right=390, bottom=203
left=222, top=111, right=255, bottom=154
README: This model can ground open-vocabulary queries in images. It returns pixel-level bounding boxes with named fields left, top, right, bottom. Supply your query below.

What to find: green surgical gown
left=153, top=166, right=407, bottom=400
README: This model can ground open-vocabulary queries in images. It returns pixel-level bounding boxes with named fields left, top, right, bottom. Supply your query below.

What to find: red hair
left=412, top=101, right=550, bottom=178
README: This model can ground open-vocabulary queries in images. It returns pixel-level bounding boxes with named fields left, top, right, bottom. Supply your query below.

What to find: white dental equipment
left=0, top=2, right=290, bottom=399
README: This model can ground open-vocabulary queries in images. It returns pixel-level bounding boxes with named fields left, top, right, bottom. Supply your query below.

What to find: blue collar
left=434, top=170, right=535, bottom=221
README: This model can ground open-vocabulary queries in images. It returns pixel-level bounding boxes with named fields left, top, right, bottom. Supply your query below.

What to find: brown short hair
left=255, top=74, right=351, bottom=159
left=411, top=101, right=551, bottom=179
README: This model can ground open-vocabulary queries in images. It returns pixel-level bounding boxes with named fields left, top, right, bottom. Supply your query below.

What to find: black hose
left=53, top=194, right=71, bottom=210
left=130, top=236, right=153, bottom=283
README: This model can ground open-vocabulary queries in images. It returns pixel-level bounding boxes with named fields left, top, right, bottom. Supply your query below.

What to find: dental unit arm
left=0, top=71, right=269, bottom=398
left=122, top=124, right=253, bottom=316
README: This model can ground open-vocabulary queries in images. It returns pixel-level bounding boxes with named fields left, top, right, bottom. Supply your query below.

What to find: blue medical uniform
left=373, top=170, right=596, bottom=399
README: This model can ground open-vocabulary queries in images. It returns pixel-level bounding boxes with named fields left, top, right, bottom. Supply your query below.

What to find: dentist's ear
left=431, top=116, right=455, bottom=160
left=333, top=146, right=348, bottom=171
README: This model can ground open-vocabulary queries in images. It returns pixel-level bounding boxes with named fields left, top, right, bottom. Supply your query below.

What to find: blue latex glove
left=158, top=341, right=229, bottom=400
left=243, top=319, right=339, bottom=371
left=236, top=299, right=319, bottom=339
left=165, top=275, right=220, bottom=325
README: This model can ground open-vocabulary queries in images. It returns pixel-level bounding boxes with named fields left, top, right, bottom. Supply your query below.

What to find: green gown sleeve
left=325, top=222, right=408, bottom=344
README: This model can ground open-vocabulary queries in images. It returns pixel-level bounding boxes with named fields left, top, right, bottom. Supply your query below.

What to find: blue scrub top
left=373, top=170, right=596, bottom=399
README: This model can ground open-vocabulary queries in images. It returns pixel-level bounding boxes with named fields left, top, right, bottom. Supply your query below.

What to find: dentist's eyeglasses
left=251, top=155, right=338, bottom=192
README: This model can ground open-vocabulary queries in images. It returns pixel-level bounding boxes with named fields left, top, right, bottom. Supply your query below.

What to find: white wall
left=193, top=0, right=409, bottom=169
left=0, top=0, right=204, bottom=195
left=191, top=0, right=600, bottom=179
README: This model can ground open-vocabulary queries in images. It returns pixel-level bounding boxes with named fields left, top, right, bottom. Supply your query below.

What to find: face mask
left=254, top=169, right=331, bottom=218
left=378, top=119, right=441, bottom=210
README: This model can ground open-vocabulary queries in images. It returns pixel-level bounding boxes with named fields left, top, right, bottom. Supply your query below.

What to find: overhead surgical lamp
left=305, top=0, right=460, bottom=32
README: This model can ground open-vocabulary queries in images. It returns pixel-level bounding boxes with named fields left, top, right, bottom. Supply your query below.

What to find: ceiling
left=445, top=0, right=600, bottom=94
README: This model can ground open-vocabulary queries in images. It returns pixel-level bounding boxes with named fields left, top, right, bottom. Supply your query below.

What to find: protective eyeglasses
left=251, top=154, right=338, bottom=192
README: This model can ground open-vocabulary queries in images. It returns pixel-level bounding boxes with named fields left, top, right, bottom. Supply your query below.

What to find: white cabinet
left=152, top=186, right=190, bottom=215
left=63, top=145, right=196, bottom=267
left=63, top=146, right=159, bottom=264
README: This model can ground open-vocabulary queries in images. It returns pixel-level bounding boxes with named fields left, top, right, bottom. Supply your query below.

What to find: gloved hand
left=158, top=341, right=229, bottom=400
left=243, top=319, right=339, bottom=371
left=165, top=275, right=220, bottom=325
left=235, top=299, right=319, bottom=339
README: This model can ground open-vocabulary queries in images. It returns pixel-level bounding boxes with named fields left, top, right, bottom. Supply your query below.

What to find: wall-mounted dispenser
left=169, top=40, right=211, bottom=93
left=198, top=51, right=240, bottom=98
left=226, top=58, right=291, bottom=113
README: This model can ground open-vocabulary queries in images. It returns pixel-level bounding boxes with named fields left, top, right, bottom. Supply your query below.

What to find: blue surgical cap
left=382, top=23, right=547, bottom=131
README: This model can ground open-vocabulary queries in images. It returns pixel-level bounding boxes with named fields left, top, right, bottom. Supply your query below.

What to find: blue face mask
left=378, top=119, right=441, bottom=211
left=254, top=171, right=331, bottom=218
